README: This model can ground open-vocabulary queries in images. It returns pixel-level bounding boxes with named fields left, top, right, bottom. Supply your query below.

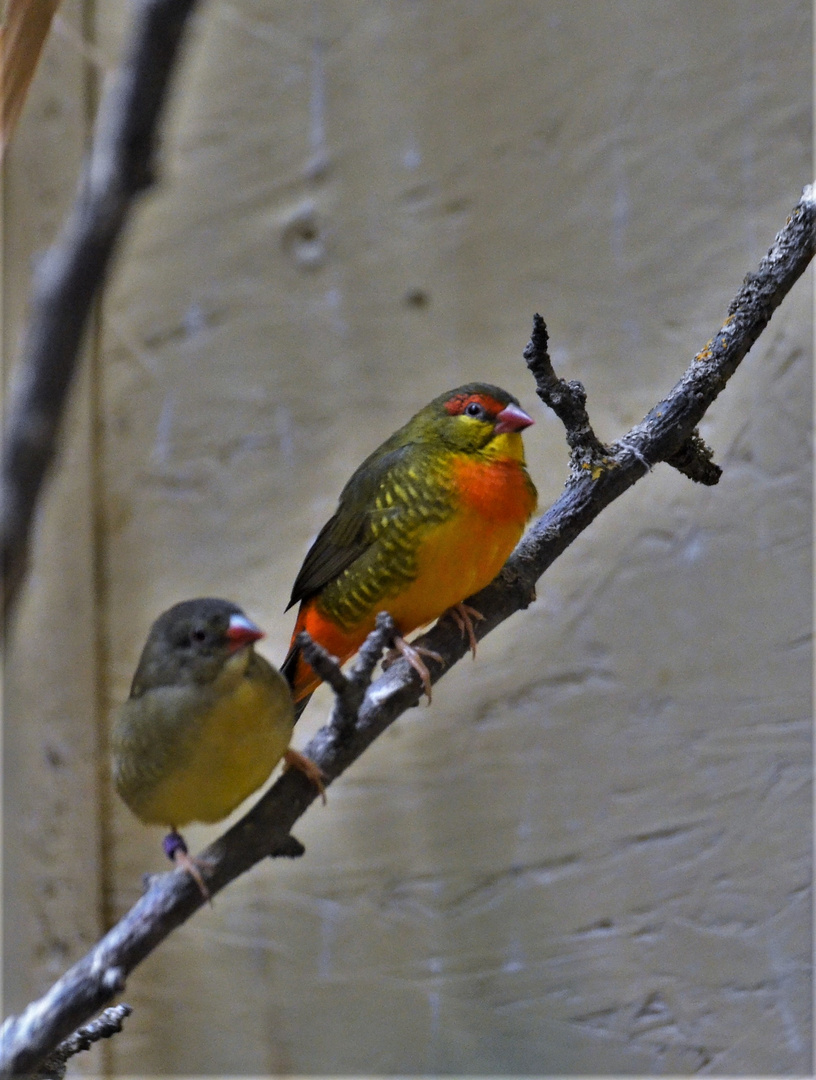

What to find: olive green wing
left=111, top=684, right=209, bottom=811
left=287, top=444, right=412, bottom=607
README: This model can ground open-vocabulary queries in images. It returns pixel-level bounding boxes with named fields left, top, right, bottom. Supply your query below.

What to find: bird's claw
left=445, top=602, right=484, bottom=658
left=382, top=636, right=443, bottom=703
left=284, top=748, right=327, bottom=804
left=163, top=830, right=211, bottom=902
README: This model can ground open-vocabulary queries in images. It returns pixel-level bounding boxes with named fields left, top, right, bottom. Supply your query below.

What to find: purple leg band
left=163, top=831, right=188, bottom=861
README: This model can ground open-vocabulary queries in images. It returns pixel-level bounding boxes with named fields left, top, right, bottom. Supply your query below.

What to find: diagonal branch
left=0, top=184, right=812, bottom=1079
left=0, top=0, right=200, bottom=634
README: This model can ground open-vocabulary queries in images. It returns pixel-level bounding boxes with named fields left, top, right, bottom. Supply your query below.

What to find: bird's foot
left=444, top=602, right=485, bottom=658
left=163, top=830, right=210, bottom=901
left=284, top=748, right=327, bottom=805
left=382, top=636, right=443, bottom=703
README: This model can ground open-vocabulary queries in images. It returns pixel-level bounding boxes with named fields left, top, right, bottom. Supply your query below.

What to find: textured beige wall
left=3, top=1, right=812, bottom=1075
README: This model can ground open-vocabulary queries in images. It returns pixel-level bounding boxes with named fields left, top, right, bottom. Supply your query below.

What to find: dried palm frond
left=1, top=0, right=62, bottom=160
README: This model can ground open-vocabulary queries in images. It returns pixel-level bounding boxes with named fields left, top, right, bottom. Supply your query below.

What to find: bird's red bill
left=226, top=613, right=265, bottom=651
left=493, top=403, right=534, bottom=434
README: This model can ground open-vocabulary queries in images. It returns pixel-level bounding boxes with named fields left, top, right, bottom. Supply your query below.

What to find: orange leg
left=284, top=748, right=327, bottom=804
left=382, top=636, right=444, bottom=703
left=163, top=830, right=210, bottom=901
left=445, top=602, right=485, bottom=658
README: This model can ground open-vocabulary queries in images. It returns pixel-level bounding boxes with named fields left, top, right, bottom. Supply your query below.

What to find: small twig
left=33, top=1004, right=132, bottom=1080
left=335, top=611, right=399, bottom=731
left=294, top=632, right=349, bottom=698
left=297, top=612, right=399, bottom=736
left=0, top=0, right=200, bottom=633
left=349, top=611, right=399, bottom=690
left=268, top=835, right=306, bottom=860
left=663, top=428, right=722, bottom=485
left=523, top=314, right=610, bottom=470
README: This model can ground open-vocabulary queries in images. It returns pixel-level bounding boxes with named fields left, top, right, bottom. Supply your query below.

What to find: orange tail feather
left=281, top=606, right=322, bottom=704
left=281, top=601, right=366, bottom=711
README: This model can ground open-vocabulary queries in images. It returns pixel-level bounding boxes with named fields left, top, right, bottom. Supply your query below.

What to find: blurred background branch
left=32, top=1004, right=132, bottom=1080
left=1, top=0, right=199, bottom=636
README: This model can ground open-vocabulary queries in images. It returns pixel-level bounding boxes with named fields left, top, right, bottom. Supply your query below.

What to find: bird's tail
left=283, top=602, right=363, bottom=720
left=281, top=611, right=321, bottom=720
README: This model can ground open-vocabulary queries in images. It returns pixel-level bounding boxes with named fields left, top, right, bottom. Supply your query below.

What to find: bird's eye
left=191, top=628, right=207, bottom=643
left=465, top=402, right=484, bottom=418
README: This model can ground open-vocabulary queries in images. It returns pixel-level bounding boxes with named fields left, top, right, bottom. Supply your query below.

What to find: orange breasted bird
left=282, top=383, right=537, bottom=714
left=113, top=598, right=323, bottom=896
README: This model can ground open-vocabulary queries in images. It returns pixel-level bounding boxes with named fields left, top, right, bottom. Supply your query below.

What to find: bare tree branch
left=0, top=184, right=812, bottom=1079
left=0, top=0, right=199, bottom=633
